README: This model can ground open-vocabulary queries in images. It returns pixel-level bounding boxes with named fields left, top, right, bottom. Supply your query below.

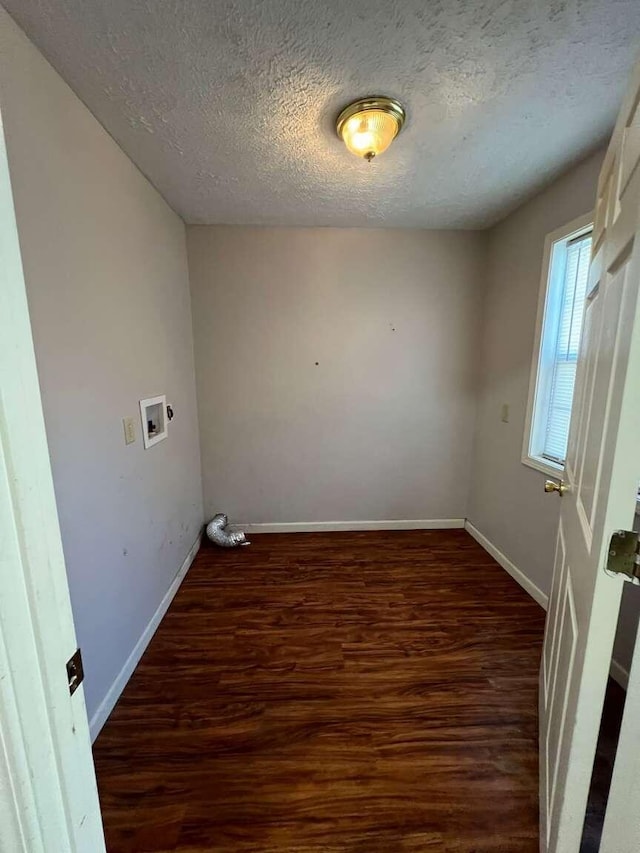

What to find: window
left=523, top=214, right=593, bottom=477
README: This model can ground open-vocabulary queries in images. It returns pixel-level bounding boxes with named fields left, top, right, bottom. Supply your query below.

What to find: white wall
left=188, top=227, right=486, bottom=526
left=467, top=146, right=640, bottom=681
left=467, top=149, right=605, bottom=596
left=3, top=6, right=636, bottom=722
left=0, top=9, right=203, bottom=725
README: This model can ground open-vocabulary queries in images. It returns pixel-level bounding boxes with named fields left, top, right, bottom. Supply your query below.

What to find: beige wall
left=0, top=9, right=203, bottom=726
left=188, top=226, right=486, bottom=525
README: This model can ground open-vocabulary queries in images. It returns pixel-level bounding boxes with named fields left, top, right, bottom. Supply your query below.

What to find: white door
left=540, top=61, right=640, bottom=852
left=0, top=112, right=105, bottom=849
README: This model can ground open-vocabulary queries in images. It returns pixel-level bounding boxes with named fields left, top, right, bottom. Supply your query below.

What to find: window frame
left=522, top=212, right=593, bottom=478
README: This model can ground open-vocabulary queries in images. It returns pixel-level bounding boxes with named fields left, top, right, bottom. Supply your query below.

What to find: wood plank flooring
left=93, top=530, right=546, bottom=852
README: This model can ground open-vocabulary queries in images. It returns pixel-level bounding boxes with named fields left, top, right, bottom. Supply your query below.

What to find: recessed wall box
left=139, top=395, right=168, bottom=449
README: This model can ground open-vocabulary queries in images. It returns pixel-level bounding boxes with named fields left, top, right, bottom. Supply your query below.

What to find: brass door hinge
left=66, top=648, right=84, bottom=696
left=605, top=530, right=640, bottom=584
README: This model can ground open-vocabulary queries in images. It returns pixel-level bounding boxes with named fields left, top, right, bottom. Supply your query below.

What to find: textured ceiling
left=4, top=0, right=640, bottom=227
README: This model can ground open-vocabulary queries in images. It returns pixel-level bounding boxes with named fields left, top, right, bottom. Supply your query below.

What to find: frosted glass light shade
left=336, top=97, right=406, bottom=161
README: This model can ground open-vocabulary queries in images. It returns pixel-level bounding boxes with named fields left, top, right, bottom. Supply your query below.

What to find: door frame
left=0, top=108, right=105, bottom=850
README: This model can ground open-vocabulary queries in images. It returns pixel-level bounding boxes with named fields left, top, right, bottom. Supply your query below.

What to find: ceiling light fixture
left=336, top=96, right=406, bottom=162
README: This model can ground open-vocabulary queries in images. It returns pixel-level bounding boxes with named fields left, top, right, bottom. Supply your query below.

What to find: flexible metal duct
left=206, top=513, right=250, bottom=548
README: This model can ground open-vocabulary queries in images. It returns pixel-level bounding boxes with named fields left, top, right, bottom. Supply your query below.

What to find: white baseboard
left=229, top=519, right=466, bottom=534
left=464, top=521, right=549, bottom=610
left=610, top=658, right=630, bottom=690
left=88, top=523, right=631, bottom=738
left=464, top=522, right=633, bottom=692
left=89, top=534, right=201, bottom=742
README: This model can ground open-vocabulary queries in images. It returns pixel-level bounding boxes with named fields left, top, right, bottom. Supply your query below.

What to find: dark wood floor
left=93, top=530, right=546, bottom=852
left=581, top=677, right=627, bottom=853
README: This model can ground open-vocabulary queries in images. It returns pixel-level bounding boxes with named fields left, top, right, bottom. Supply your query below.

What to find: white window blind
left=541, top=233, right=592, bottom=464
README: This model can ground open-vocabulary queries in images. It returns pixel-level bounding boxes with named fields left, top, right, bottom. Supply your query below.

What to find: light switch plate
left=501, top=403, right=510, bottom=423
left=123, top=416, right=136, bottom=445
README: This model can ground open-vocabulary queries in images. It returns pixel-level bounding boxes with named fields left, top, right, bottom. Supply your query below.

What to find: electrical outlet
left=501, top=403, right=510, bottom=424
left=123, top=416, right=136, bottom=445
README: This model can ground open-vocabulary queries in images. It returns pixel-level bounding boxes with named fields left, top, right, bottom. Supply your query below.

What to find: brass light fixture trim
left=336, top=96, right=406, bottom=162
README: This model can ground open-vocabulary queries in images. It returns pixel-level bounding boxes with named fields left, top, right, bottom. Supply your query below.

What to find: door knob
left=545, top=479, right=568, bottom=496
